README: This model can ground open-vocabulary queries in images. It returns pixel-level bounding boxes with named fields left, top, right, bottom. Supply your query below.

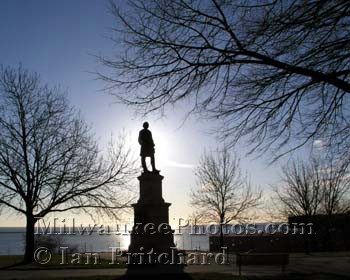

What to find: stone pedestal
left=128, top=172, right=177, bottom=264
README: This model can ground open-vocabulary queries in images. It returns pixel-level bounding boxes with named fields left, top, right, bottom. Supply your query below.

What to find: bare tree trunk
left=220, top=221, right=224, bottom=250
left=304, top=216, right=311, bottom=255
left=23, top=215, right=35, bottom=264
left=190, top=147, right=261, bottom=251
left=0, top=66, right=136, bottom=265
left=305, top=233, right=310, bottom=255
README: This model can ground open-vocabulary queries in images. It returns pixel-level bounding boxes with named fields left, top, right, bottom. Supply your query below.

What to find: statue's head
left=143, top=122, right=149, bottom=129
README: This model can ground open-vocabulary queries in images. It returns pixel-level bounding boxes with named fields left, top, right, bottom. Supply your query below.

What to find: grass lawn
left=0, top=255, right=21, bottom=268
left=289, top=251, right=350, bottom=258
left=0, top=254, right=127, bottom=269
left=1, top=252, right=349, bottom=280
left=18, top=273, right=350, bottom=280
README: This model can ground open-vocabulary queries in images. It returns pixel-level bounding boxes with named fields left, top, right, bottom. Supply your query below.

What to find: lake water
left=0, top=223, right=281, bottom=255
left=0, top=227, right=209, bottom=255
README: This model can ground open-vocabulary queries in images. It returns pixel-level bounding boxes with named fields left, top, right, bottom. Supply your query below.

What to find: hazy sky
left=0, top=0, right=290, bottom=227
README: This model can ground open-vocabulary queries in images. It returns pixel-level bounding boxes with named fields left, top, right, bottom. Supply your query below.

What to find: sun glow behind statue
left=152, top=131, right=170, bottom=170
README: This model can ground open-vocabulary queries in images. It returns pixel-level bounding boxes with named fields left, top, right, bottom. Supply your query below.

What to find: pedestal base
left=128, top=172, right=177, bottom=265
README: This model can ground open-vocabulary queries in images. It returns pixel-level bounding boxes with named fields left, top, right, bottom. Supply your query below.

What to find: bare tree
left=275, top=159, right=323, bottom=218
left=275, top=155, right=350, bottom=253
left=319, top=155, right=350, bottom=215
left=275, top=155, right=350, bottom=218
left=100, top=0, right=350, bottom=160
left=0, top=66, right=136, bottom=263
left=190, top=148, right=261, bottom=248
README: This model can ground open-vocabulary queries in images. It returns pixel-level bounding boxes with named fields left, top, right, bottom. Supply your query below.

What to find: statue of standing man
left=138, top=122, right=159, bottom=173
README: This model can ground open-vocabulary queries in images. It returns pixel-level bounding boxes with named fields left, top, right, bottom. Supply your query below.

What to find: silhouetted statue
left=138, top=122, right=159, bottom=173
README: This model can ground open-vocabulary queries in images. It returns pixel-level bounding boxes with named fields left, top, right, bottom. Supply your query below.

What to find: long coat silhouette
left=138, top=128, right=155, bottom=156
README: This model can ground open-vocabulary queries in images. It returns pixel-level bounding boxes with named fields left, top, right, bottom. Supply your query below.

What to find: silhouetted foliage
left=0, top=66, right=136, bottom=263
left=101, top=0, right=350, bottom=160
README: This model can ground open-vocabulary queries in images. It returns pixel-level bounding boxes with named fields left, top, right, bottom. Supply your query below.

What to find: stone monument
left=128, top=122, right=177, bottom=266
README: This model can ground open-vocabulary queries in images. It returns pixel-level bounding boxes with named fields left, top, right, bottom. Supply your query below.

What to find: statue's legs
left=141, top=155, right=159, bottom=173
left=150, top=155, right=156, bottom=172
left=141, top=156, right=148, bottom=172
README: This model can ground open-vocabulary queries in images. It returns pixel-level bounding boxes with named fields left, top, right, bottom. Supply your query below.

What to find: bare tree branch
left=0, top=65, right=137, bottom=263
left=273, top=153, right=350, bottom=218
left=190, top=147, right=261, bottom=247
left=100, top=0, right=350, bottom=160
